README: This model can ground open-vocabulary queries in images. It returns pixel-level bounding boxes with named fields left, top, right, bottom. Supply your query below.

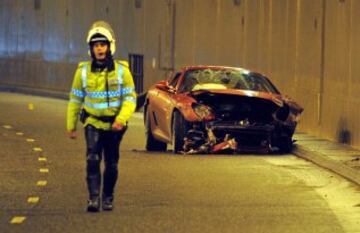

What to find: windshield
left=179, top=68, right=279, bottom=94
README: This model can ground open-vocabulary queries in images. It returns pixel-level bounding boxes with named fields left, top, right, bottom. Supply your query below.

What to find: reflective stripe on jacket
left=67, top=60, right=137, bottom=131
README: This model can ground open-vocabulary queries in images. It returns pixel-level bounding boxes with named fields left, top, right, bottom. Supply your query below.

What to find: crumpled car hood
left=190, top=89, right=285, bottom=107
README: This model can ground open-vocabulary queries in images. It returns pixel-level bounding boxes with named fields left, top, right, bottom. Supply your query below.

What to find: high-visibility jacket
left=67, top=60, right=137, bottom=131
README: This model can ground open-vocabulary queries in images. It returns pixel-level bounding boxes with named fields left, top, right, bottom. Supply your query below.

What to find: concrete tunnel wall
left=0, top=0, right=359, bottom=148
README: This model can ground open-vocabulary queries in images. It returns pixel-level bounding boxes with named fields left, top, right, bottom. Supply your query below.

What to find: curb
left=0, top=85, right=145, bottom=112
left=293, top=145, right=360, bottom=186
left=0, top=85, right=68, bottom=100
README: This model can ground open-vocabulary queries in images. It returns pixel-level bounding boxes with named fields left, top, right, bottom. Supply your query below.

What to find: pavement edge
left=293, top=145, right=360, bottom=186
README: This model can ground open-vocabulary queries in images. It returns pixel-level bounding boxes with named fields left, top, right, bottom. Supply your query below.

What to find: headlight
left=192, top=103, right=214, bottom=120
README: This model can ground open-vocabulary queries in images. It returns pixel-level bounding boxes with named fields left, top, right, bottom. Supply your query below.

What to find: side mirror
left=155, top=80, right=176, bottom=93
left=155, top=80, right=169, bottom=91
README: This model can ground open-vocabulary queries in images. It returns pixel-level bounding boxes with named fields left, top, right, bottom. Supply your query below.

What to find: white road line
left=26, top=138, right=35, bottom=142
left=16, top=132, right=24, bottom=136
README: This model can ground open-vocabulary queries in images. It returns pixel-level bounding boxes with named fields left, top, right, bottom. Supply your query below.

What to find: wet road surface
left=0, top=92, right=359, bottom=233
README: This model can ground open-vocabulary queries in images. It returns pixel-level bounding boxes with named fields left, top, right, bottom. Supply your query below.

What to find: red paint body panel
left=145, top=65, right=303, bottom=151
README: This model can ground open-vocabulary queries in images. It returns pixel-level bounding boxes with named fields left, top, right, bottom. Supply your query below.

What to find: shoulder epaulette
left=116, top=60, right=129, bottom=68
left=77, top=61, right=90, bottom=69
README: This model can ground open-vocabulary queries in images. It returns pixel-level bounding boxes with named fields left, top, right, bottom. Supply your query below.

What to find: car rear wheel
left=145, top=110, right=167, bottom=152
left=172, top=111, right=190, bottom=154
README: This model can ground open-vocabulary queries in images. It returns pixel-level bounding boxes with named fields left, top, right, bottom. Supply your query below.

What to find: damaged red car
left=144, top=66, right=303, bottom=154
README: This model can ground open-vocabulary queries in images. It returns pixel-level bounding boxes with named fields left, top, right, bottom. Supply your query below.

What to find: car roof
left=180, top=65, right=254, bottom=74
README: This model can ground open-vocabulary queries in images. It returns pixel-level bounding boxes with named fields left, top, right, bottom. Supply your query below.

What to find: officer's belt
left=80, top=109, right=116, bottom=123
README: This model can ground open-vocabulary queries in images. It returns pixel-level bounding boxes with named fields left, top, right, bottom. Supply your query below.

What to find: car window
left=178, top=70, right=201, bottom=93
left=169, top=72, right=181, bottom=88
left=179, top=68, right=279, bottom=94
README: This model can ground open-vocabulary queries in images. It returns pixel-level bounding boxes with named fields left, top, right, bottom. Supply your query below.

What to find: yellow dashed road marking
left=27, top=197, right=40, bottom=204
left=3, top=125, right=12, bottom=129
left=39, top=168, right=49, bottom=173
left=10, top=216, right=26, bottom=224
left=33, top=147, right=43, bottom=152
left=28, top=103, right=34, bottom=110
left=38, top=157, right=47, bottom=162
left=36, top=181, right=47, bottom=186
left=5, top=131, right=49, bottom=226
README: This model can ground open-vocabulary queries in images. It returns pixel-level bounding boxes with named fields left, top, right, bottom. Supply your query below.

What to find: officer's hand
left=67, top=130, right=77, bottom=139
left=112, top=122, right=124, bottom=131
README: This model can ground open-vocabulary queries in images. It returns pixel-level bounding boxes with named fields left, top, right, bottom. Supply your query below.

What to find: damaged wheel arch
left=172, top=110, right=191, bottom=154
left=145, top=106, right=167, bottom=152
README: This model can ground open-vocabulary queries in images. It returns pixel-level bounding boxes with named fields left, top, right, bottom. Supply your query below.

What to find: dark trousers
left=84, top=125, right=126, bottom=199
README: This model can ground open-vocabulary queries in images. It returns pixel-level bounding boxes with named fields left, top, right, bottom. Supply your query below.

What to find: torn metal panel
left=183, top=127, right=239, bottom=154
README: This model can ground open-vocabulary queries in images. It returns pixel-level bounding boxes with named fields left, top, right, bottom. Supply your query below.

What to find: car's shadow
left=129, top=148, right=294, bottom=157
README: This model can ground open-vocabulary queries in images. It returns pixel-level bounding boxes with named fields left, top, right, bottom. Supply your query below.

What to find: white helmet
left=86, top=21, right=116, bottom=55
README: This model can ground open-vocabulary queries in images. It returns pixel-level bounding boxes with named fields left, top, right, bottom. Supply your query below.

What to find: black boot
left=102, top=159, right=118, bottom=211
left=102, top=196, right=114, bottom=211
left=87, top=196, right=100, bottom=212
left=86, top=174, right=101, bottom=212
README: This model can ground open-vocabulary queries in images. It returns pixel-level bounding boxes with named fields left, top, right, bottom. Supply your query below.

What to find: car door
left=151, top=72, right=181, bottom=142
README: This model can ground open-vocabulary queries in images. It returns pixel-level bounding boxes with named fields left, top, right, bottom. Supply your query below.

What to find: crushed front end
left=182, top=90, right=303, bottom=154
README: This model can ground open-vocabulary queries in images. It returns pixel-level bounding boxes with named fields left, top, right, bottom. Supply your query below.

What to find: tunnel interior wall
left=0, top=0, right=359, bottom=147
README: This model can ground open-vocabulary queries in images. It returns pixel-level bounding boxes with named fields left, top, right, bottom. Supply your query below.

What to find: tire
left=145, top=110, right=167, bottom=152
left=172, top=111, right=190, bottom=154
left=278, top=136, right=293, bottom=154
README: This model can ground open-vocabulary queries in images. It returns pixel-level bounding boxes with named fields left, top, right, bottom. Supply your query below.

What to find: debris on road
left=182, top=126, right=238, bottom=154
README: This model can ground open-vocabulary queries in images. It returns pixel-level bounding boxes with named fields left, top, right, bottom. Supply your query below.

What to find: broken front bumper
left=208, top=123, right=275, bottom=153
left=182, top=121, right=277, bottom=154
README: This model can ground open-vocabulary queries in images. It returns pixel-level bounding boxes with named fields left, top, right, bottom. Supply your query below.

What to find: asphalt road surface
left=0, top=92, right=359, bottom=233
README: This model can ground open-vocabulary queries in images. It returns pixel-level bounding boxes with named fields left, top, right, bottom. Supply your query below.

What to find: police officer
left=66, top=21, right=136, bottom=212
